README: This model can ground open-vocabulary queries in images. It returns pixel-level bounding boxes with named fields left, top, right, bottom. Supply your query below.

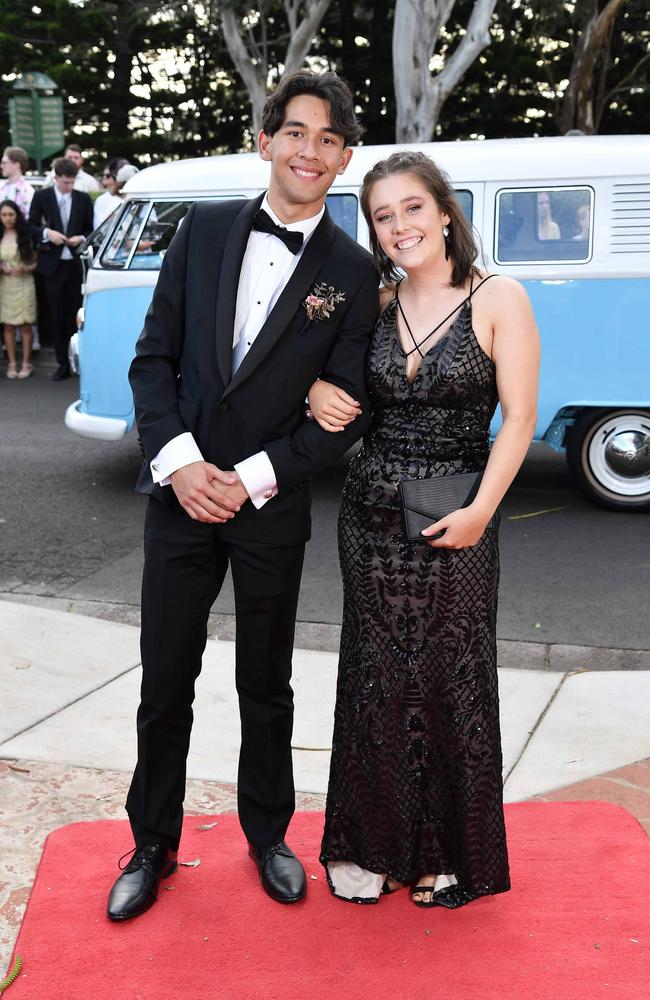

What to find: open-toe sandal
left=411, top=884, right=437, bottom=908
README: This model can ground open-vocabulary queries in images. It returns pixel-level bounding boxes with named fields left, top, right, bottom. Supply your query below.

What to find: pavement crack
left=503, top=672, right=570, bottom=787
left=0, top=661, right=142, bottom=751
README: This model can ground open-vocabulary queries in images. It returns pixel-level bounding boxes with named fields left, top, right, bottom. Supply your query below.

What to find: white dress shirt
left=44, top=191, right=73, bottom=259
left=93, top=190, right=122, bottom=229
left=151, top=194, right=325, bottom=508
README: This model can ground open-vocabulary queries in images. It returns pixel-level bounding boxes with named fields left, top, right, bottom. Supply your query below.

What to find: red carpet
left=7, top=803, right=649, bottom=1000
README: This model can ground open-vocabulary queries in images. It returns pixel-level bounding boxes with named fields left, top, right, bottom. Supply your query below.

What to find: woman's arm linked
left=307, top=286, right=393, bottom=432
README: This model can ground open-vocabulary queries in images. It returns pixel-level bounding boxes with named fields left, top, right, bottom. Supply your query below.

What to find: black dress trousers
left=126, top=498, right=305, bottom=851
left=44, top=258, right=83, bottom=367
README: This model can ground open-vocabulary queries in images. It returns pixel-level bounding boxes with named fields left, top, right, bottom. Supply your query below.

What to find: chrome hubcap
left=588, top=415, right=650, bottom=497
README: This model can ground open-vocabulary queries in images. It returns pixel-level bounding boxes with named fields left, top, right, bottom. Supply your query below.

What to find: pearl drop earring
left=443, top=225, right=449, bottom=237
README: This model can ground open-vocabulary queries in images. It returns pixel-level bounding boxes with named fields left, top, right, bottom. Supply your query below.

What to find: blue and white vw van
left=66, top=135, right=650, bottom=511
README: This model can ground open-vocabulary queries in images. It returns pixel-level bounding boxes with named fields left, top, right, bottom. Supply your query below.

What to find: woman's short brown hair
left=3, top=146, right=29, bottom=174
left=261, top=70, right=363, bottom=148
left=360, top=151, right=479, bottom=288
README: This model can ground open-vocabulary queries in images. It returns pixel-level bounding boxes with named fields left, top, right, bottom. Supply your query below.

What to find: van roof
left=124, top=134, right=650, bottom=196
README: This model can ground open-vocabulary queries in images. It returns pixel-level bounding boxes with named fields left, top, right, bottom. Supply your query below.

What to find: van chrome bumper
left=65, top=400, right=128, bottom=441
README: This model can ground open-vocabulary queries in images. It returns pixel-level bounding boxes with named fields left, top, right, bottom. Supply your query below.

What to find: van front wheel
left=566, top=409, right=650, bottom=511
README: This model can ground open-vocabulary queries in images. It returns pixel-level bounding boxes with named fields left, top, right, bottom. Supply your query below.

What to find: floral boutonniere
left=303, top=282, right=346, bottom=322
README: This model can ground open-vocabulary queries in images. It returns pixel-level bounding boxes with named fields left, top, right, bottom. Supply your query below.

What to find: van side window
left=325, top=194, right=358, bottom=239
left=496, top=187, right=593, bottom=264
left=454, top=190, right=473, bottom=222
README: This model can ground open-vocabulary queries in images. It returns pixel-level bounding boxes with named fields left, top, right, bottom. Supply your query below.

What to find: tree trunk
left=221, top=0, right=332, bottom=138
left=393, top=0, right=497, bottom=142
left=220, top=7, right=268, bottom=137
left=284, top=0, right=332, bottom=72
left=560, top=0, right=628, bottom=135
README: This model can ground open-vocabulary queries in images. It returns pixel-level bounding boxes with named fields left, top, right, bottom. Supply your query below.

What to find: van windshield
left=99, top=193, right=362, bottom=270
left=101, top=200, right=192, bottom=269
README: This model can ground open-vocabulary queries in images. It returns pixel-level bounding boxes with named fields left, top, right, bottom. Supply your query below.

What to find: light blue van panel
left=78, top=286, right=154, bottom=428
left=81, top=276, right=649, bottom=443
left=489, top=276, right=650, bottom=439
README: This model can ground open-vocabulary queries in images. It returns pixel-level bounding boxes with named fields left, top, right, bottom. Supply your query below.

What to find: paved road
left=2, top=358, right=649, bottom=650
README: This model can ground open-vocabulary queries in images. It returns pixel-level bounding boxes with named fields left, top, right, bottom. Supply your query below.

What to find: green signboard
left=8, top=95, right=36, bottom=151
left=8, top=93, right=65, bottom=169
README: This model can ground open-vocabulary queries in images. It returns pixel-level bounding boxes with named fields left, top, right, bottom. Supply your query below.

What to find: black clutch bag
left=399, top=471, right=483, bottom=541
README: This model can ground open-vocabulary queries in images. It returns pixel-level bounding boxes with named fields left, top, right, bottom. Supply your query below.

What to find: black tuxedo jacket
left=129, top=194, right=379, bottom=544
left=28, top=187, right=94, bottom=277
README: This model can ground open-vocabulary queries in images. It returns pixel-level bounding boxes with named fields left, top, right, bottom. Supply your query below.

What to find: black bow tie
left=252, top=209, right=304, bottom=255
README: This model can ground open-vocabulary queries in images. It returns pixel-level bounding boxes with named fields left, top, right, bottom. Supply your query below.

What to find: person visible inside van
left=537, top=191, right=560, bottom=240
left=572, top=203, right=590, bottom=241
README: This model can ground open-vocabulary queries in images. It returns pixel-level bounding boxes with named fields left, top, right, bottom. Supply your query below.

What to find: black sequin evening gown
left=320, top=288, right=510, bottom=907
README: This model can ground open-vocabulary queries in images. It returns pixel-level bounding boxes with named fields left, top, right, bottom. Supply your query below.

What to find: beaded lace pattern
left=320, top=293, right=510, bottom=906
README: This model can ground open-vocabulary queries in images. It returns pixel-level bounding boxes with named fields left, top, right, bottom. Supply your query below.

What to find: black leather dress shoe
left=107, top=843, right=177, bottom=922
left=248, top=840, right=307, bottom=903
left=52, top=365, right=71, bottom=381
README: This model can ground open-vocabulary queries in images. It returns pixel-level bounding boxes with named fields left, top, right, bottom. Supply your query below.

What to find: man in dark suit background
left=107, top=70, right=379, bottom=922
left=29, top=157, right=93, bottom=379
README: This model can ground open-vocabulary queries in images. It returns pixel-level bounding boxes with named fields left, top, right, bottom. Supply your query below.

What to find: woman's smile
left=395, top=235, right=423, bottom=252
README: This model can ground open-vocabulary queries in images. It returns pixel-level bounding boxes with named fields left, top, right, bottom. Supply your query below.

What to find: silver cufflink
left=263, top=490, right=273, bottom=499
left=152, top=463, right=159, bottom=471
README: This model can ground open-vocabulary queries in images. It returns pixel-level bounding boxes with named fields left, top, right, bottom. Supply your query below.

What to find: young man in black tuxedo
left=107, top=71, right=379, bottom=921
left=28, top=157, right=93, bottom=379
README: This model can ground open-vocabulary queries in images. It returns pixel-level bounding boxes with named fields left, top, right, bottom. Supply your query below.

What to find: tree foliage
left=0, top=0, right=648, bottom=173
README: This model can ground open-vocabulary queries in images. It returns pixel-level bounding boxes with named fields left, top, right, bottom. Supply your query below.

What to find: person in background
left=93, top=157, right=127, bottom=228
left=537, top=191, right=560, bottom=240
left=0, top=200, right=37, bottom=379
left=28, top=157, right=93, bottom=380
left=0, top=149, right=39, bottom=352
left=572, top=204, right=590, bottom=241
left=44, top=144, right=99, bottom=193
left=115, top=162, right=139, bottom=194
left=0, top=147, right=34, bottom=220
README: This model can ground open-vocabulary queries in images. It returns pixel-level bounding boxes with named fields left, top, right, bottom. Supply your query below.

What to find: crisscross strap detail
left=396, top=273, right=496, bottom=358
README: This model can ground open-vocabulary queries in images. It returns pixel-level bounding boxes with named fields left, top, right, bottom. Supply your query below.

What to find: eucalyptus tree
left=220, top=0, right=333, bottom=137
left=392, top=0, right=498, bottom=142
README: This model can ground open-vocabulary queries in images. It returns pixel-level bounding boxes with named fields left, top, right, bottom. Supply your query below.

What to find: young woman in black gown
left=309, top=152, right=540, bottom=907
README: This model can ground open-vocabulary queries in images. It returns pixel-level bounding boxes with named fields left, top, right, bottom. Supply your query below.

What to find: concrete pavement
left=2, top=598, right=650, bottom=974
left=3, top=599, right=650, bottom=798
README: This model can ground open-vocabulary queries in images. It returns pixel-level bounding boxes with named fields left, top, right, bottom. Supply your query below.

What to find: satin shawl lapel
left=221, top=208, right=336, bottom=401
left=215, top=194, right=264, bottom=385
